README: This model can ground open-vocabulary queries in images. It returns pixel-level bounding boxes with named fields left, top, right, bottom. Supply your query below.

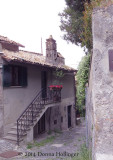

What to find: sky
left=0, top=0, right=85, bottom=69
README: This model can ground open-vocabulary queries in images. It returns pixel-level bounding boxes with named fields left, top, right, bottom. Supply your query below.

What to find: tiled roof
left=2, top=49, right=76, bottom=72
left=0, top=35, right=24, bottom=47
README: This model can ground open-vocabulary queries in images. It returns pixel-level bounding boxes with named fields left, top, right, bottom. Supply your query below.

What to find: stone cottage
left=0, top=35, right=76, bottom=145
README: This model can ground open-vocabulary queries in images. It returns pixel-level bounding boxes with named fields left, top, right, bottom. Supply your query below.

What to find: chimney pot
left=49, top=35, right=53, bottom=39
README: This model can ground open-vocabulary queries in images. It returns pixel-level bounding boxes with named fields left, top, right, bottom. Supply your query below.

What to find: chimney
left=46, top=35, right=58, bottom=63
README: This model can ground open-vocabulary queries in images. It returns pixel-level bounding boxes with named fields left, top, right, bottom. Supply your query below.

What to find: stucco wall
left=61, top=73, right=75, bottom=99
left=3, top=64, right=42, bottom=134
left=2, top=62, right=76, bottom=136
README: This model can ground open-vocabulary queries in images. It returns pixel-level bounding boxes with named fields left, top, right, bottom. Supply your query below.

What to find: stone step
left=8, top=130, right=17, bottom=135
left=11, top=125, right=17, bottom=129
left=11, top=125, right=30, bottom=131
left=3, top=135, right=23, bottom=144
left=4, top=104, right=47, bottom=145
left=4, top=135, right=17, bottom=141
left=8, top=130, right=27, bottom=138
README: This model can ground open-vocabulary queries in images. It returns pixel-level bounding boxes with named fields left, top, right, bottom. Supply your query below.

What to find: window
left=61, top=116, right=63, bottom=123
left=54, top=120, right=57, bottom=125
left=3, top=65, right=27, bottom=87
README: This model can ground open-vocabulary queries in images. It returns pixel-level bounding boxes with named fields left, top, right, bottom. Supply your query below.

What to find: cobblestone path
left=0, top=120, right=86, bottom=160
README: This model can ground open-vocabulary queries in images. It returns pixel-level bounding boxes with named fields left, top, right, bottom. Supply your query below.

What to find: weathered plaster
left=0, top=51, right=4, bottom=137
left=2, top=61, right=76, bottom=138
left=86, top=5, right=113, bottom=160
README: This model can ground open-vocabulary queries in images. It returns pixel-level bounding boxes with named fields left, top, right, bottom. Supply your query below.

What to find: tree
left=59, top=7, right=84, bottom=45
left=59, top=0, right=91, bottom=51
left=65, top=0, right=88, bottom=12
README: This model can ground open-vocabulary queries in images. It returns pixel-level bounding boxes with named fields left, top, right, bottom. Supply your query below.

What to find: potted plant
left=49, top=85, right=63, bottom=90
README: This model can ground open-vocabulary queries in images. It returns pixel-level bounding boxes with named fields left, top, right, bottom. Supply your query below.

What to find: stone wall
left=86, top=5, right=113, bottom=160
left=0, top=53, right=4, bottom=137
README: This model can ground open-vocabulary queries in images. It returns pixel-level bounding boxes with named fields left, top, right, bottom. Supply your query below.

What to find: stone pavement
left=0, top=119, right=86, bottom=160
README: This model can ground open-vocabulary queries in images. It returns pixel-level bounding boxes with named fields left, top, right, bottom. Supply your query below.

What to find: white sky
left=0, top=0, right=85, bottom=69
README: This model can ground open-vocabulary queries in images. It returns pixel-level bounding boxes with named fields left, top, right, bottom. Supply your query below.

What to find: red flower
left=49, top=85, right=63, bottom=89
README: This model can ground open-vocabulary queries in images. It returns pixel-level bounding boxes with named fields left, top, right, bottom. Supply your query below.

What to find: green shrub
left=34, top=136, right=55, bottom=148
left=76, top=54, right=91, bottom=114
left=27, top=142, right=33, bottom=149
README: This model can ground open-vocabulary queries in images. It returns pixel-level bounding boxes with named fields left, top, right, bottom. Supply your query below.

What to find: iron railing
left=17, top=87, right=61, bottom=145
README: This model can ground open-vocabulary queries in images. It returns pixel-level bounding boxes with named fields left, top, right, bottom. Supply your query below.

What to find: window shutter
left=18, top=66, right=27, bottom=87
left=3, top=65, right=12, bottom=87
left=22, top=67, right=27, bottom=87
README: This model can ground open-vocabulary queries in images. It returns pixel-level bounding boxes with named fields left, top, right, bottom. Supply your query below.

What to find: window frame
left=3, top=64, right=28, bottom=87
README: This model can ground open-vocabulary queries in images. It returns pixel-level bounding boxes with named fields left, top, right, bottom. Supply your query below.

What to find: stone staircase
left=3, top=106, right=47, bottom=144
left=3, top=88, right=61, bottom=145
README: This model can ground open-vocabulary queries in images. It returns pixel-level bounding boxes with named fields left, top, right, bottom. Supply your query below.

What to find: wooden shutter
left=3, top=65, right=12, bottom=87
left=18, top=66, right=27, bottom=87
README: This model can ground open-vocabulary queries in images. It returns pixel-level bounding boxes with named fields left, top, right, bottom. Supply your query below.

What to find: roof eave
left=2, top=56, right=76, bottom=72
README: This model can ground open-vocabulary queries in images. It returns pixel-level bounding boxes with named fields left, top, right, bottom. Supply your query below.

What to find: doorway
left=33, top=113, right=45, bottom=138
left=41, top=71, right=47, bottom=98
left=67, top=105, right=72, bottom=128
left=38, top=113, right=45, bottom=134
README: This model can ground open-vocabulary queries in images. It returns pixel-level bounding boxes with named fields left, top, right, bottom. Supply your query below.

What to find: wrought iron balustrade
left=17, top=87, right=61, bottom=145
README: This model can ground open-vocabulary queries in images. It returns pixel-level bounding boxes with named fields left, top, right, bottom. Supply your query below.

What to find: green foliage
left=59, top=0, right=91, bottom=51
left=34, top=136, right=55, bottom=148
left=27, top=136, right=55, bottom=149
left=82, top=2, right=93, bottom=52
left=53, top=69, right=64, bottom=85
left=82, top=0, right=113, bottom=51
left=65, top=0, right=87, bottom=12
left=65, top=144, right=91, bottom=160
left=76, top=54, right=90, bottom=112
left=27, top=142, right=33, bottom=149
left=53, top=69, right=64, bottom=79
left=59, top=0, right=113, bottom=52
left=59, top=7, right=84, bottom=45
left=72, top=144, right=91, bottom=160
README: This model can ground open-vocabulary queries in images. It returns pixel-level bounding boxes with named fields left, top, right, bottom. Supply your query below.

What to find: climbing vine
left=76, top=54, right=91, bottom=113
left=82, top=0, right=113, bottom=52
